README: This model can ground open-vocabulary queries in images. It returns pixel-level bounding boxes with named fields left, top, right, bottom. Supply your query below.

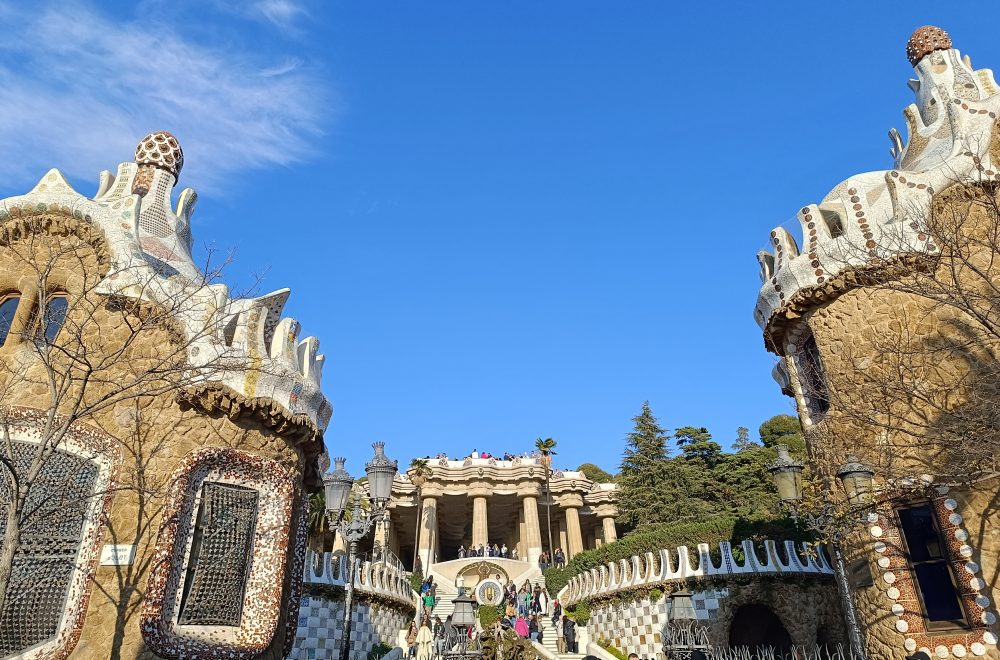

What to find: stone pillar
left=418, top=496, right=438, bottom=570
left=517, top=507, right=526, bottom=560
left=602, top=516, right=618, bottom=544
left=521, top=495, right=544, bottom=564
left=472, top=495, right=488, bottom=548
left=558, top=518, right=568, bottom=556
left=374, top=517, right=390, bottom=557
left=565, top=506, right=584, bottom=559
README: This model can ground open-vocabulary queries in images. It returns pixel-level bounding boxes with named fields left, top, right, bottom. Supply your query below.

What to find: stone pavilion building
left=380, top=455, right=619, bottom=572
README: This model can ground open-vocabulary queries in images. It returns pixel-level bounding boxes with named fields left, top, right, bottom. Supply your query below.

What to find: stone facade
left=755, top=27, right=1000, bottom=660
left=0, top=135, right=331, bottom=658
left=560, top=539, right=843, bottom=657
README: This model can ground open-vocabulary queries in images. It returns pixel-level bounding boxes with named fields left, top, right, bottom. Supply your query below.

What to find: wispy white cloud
left=0, top=2, right=330, bottom=192
left=204, top=0, right=310, bottom=33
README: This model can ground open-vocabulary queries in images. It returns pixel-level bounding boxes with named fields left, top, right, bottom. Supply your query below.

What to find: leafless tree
left=0, top=218, right=256, bottom=653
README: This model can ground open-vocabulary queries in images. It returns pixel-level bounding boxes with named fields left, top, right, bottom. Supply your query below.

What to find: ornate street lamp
left=767, top=445, right=805, bottom=502
left=323, top=443, right=398, bottom=660
left=837, top=455, right=876, bottom=507
left=663, top=590, right=710, bottom=658
left=767, top=446, right=874, bottom=660
left=443, top=594, right=482, bottom=659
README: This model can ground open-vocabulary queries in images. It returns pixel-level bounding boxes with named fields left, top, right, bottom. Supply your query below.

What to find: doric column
left=521, top=495, right=544, bottom=564
left=602, top=516, right=618, bottom=544
left=558, top=518, right=567, bottom=556
left=595, top=503, right=619, bottom=545
left=418, top=496, right=438, bottom=570
left=472, top=495, right=489, bottom=548
left=565, top=505, right=584, bottom=558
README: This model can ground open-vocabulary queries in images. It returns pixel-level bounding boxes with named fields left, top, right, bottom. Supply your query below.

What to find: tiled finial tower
left=1, top=132, right=333, bottom=434
left=0, top=133, right=338, bottom=658
left=752, top=28, right=1000, bottom=660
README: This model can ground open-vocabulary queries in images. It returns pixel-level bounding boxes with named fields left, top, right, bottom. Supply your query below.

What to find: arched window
left=794, top=327, right=829, bottom=418
left=0, top=295, right=20, bottom=346
left=38, top=295, right=68, bottom=343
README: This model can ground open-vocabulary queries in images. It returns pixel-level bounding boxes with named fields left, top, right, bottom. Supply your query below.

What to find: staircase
left=424, top=579, right=458, bottom=622
left=536, top=615, right=586, bottom=659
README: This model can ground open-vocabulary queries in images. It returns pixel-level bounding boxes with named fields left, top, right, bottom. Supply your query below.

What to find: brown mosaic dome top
left=135, top=131, right=184, bottom=179
left=906, top=26, right=952, bottom=66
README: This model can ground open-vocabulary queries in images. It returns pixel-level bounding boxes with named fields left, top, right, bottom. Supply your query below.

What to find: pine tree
left=674, top=426, right=723, bottom=464
left=618, top=402, right=704, bottom=529
left=732, top=426, right=758, bottom=452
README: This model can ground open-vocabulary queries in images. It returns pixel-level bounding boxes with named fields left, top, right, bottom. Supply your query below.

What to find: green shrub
left=477, top=604, right=501, bottom=628
left=649, top=588, right=663, bottom=601
left=569, top=601, right=590, bottom=625
left=409, top=568, right=423, bottom=592
left=367, top=642, right=393, bottom=660
left=598, top=638, right=627, bottom=659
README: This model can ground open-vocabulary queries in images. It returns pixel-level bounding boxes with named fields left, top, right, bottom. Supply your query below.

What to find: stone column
left=517, top=507, right=526, bottom=560
left=521, top=495, right=544, bottom=564
left=418, top=496, right=438, bottom=570
left=374, top=517, right=390, bottom=558
left=558, top=518, right=568, bottom=556
left=565, top=506, right=584, bottom=559
left=472, top=495, right=489, bottom=548
left=602, top=516, right=618, bottom=544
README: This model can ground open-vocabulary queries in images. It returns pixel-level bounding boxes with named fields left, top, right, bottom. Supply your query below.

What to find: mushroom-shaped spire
left=906, top=26, right=952, bottom=66
left=132, top=131, right=184, bottom=197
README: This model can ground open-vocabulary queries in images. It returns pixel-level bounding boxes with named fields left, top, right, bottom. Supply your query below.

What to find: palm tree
left=407, top=458, right=433, bottom=574
left=307, top=490, right=329, bottom=552
left=535, top=437, right=557, bottom=562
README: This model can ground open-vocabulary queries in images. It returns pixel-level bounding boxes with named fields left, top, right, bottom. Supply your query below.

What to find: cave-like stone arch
left=728, top=603, right=793, bottom=650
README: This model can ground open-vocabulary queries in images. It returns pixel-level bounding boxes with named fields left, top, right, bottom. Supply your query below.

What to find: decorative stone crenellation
left=559, top=539, right=833, bottom=607
left=0, top=135, right=332, bottom=437
left=754, top=30, right=1000, bottom=351
left=289, top=550, right=418, bottom=659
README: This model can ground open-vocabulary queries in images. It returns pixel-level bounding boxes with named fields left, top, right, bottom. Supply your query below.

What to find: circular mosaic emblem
left=476, top=578, right=505, bottom=606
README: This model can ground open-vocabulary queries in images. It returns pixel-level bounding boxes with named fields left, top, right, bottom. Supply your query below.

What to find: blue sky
left=1, top=1, right=998, bottom=476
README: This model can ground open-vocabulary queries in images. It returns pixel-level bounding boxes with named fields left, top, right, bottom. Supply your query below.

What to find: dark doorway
left=728, top=604, right=793, bottom=650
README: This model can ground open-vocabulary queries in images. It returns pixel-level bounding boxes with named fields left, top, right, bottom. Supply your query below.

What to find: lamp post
left=663, top=590, right=710, bottom=658
left=443, top=594, right=482, bottom=659
left=768, top=445, right=875, bottom=660
left=324, top=442, right=398, bottom=660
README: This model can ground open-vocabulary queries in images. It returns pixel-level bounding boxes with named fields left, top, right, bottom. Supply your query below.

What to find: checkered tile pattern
left=289, top=595, right=410, bottom=659
left=586, top=589, right=728, bottom=659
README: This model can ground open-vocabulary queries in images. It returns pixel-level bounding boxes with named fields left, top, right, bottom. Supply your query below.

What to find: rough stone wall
left=289, top=592, right=412, bottom=659
left=585, top=581, right=842, bottom=658
left=0, top=223, right=315, bottom=658
left=774, top=187, right=1000, bottom=659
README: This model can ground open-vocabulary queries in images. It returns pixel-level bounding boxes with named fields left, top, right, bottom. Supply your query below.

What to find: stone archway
left=728, top=603, right=793, bottom=650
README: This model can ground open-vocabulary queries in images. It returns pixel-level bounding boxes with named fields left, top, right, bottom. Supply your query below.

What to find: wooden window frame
left=894, top=501, right=971, bottom=631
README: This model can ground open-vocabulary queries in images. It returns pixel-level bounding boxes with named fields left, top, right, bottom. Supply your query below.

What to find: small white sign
left=100, top=544, right=136, bottom=566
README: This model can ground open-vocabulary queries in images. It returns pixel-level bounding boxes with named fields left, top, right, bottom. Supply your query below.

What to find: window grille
left=0, top=442, right=98, bottom=655
left=177, top=482, right=258, bottom=626
left=797, top=330, right=830, bottom=417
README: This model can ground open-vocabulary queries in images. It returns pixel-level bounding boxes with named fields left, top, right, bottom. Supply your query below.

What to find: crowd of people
left=405, top=575, right=583, bottom=656
left=457, top=543, right=519, bottom=560
left=423, top=448, right=549, bottom=462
